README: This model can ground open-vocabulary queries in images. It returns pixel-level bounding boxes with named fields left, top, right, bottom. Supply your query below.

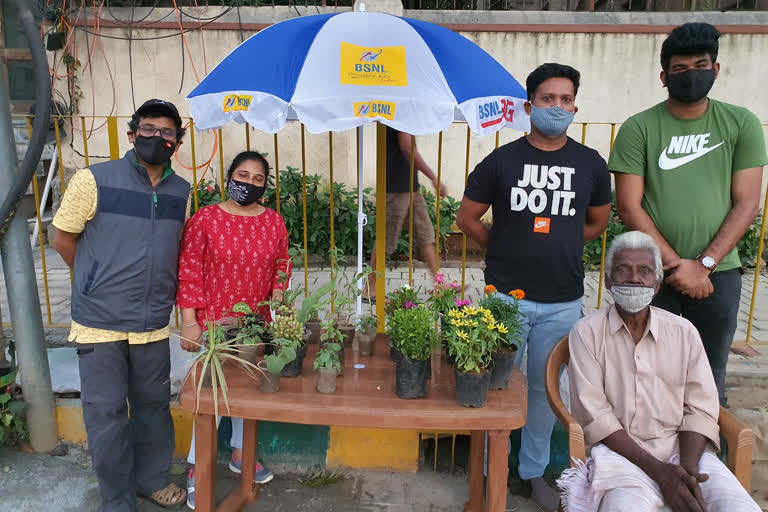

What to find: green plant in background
left=320, top=320, right=344, bottom=344
left=190, top=179, right=226, bottom=217
left=737, top=214, right=762, bottom=268
left=313, top=343, right=342, bottom=373
left=0, top=392, right=26, bottom=447
left=358, top=315, right=378, bottom=335
left=387, top=305, right=435, bottom=361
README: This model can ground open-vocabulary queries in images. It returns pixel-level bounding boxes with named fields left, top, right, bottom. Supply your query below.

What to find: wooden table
left=178, top=335, right=527, bottom=512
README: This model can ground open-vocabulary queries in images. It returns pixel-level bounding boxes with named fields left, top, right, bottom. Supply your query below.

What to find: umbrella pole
left=375, top=123, right=387, bottom=333
left=356, top=125, right=365, bottom=318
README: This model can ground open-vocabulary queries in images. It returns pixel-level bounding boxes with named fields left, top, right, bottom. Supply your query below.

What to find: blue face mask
left=529, top=105, right=574, bottom=136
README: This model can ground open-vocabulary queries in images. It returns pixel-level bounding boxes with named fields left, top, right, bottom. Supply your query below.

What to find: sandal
left=140, top=482, right=187, bottom=509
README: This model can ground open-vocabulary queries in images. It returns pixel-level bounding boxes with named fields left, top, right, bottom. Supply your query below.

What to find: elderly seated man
left=559, top=231, right=759, bottom=512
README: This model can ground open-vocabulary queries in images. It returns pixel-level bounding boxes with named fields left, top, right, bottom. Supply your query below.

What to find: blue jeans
left=510, top=295, right=582, bottom=480
left=188, top=417, right=243, bottom=465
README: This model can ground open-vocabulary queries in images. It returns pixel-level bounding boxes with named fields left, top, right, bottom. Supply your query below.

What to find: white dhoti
left=556, top=444, right=760, bottom=512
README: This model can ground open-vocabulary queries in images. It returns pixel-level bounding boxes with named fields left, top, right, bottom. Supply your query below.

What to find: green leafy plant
left=477, top=287, right=523, bottom=350
left=190, top=179, right=226, bottom=216
left=262, top=338, right=298, bottom=375
left=270, top=309, right=305, bottom=345
left=426, top=272, right=462, bottom=317
left=320, top=320, right=344, bottom=344
left=737, top=213, right=762, bottom=268
left=387, top=305, right=435, bottom=361
left=313, top=343, right=342, bottom=373
left=357, top=315, right=377, bottom=335
left=385, top=284, right=422, bottom=317
left=444, top=306, right=507, bottom=373
left=0, top=392, right=26, bottom=447
left=230, top=302, right=266, bottom=344
left=185, top=319, right=263, bottom=418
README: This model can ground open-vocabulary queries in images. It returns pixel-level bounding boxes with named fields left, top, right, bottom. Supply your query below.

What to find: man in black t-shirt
left=457, top=63, right=611, bottom=511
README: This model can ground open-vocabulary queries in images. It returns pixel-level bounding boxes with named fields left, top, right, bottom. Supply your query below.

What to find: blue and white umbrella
left=187, top=11, right=529, bottom=136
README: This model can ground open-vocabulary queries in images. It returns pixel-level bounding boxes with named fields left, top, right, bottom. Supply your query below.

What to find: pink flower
left=450, top=283, right=460, bottom=290
left=206, top=185, right=214, bottom=192
left=404, top=300, right=415, bottom=309
left=435, top=273, right=445, bottom=283
left=454, top=299, right=463, bottom=307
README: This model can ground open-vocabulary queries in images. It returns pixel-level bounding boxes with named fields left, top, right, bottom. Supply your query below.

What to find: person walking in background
left=611, top=22, right=767, bottom=407
left=366, top=127, right=446, bottom=300
left=52, top=99, right=190, bottom=510
left=177, top=151, right=291, bottom=510
left=457, top=64, right=612, bottom=510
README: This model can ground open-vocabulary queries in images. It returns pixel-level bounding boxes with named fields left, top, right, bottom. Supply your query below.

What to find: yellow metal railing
left=8, top=114, right=768, bottom=346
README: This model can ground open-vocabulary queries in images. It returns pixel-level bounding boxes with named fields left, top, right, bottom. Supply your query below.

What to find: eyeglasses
left=136, top=124, right=178, bottom=142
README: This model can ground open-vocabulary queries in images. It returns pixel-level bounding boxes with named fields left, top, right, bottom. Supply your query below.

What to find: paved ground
left=0, top=445, right=540, bottom=512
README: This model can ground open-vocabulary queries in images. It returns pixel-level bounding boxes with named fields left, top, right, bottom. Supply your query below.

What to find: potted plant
left=270, top=307, right=308, bottom=378
left=479, top=287, right=524, bottom=390
left=305, top=306, right=323, bottom=344
left=258, top=337, right=298, bottom=393
left=320, top=319, right=345, bottom=375
left=388, top=304, right=435, bottom=399
left=444, top=306, right=506, bottom=408
left=357, top=315, right=378, bottom=356
left=385, top=284, right=422, bottom=361
left=313, top=343, right=341, bottom=394
left=184, top=320, right=262, bottom=416
left=231, top=302, right=267, bottom=364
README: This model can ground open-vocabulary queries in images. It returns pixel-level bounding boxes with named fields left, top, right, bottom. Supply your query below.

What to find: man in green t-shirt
left=610, top=22, right=767, bottom=406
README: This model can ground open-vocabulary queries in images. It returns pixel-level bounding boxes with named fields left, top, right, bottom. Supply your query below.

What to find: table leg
left=195, top=413, right=217, bottom=512
left=486, top=429, right=511, bottom=512
left=464, top=430, right=485, bottom=512
left=240, top=419, right=260, bottom=504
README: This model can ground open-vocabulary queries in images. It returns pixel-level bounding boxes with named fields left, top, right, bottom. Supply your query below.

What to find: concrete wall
left=48, top=7, right=768, bottom=204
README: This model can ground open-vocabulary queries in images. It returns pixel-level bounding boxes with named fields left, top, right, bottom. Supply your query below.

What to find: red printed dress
left=176, top=204, right=292, bottom=327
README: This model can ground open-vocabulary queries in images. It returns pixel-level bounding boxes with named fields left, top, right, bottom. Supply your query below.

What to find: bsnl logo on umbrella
left=223, top=94, right=252, bottom=112
left=353, top=101, right=396, bottom=120
left=478, top=98, right=516, bottom=128
left=340, top=42, right=407, bottom=87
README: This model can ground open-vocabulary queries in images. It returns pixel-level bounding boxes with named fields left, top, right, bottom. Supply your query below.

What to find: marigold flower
left=509, top=289, right=525, bottom=300
left=484, top=284, right=497, bottom=295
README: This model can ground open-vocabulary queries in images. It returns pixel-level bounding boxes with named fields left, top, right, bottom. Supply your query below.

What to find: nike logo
left=658, top=141, right=724, bottom=170
left=534, top=221, right=548, bottom=229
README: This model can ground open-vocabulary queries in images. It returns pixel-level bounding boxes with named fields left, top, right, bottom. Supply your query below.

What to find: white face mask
left=609, top=285, right=655, bottom=314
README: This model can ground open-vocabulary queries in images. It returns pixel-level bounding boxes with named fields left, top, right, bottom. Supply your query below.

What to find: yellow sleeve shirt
left=53, top=168, right=170, bottom=345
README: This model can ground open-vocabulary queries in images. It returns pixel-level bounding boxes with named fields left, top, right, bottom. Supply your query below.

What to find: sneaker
left=228, top=457, right=274, bottom=484
left=522, top=476, right=559, bottom=512
left=186, top=469, right=195, bottom=510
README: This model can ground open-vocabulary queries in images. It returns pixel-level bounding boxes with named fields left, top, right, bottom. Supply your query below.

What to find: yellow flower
left=484, top=284, right=497, bottom=295
left=450, top=319, right=460, bottom=326
left=478, top=307, right=492, bottom=316
left=469, top=320, right=479, bottom=327
left=457, top=331, right=469, bottom=341
left=465, top=307, right=477, bottom=316
left=497, top=324, right=509, bottom=334
left=448, top=309, right=460, bottom=318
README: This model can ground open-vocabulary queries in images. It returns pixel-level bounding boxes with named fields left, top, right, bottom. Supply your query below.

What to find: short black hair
left=660, top=22, right=720, bottom=72
left=226, top=151, right=270, bottom=182
left=128, top=100, right=186, bottom=141
left=526, top=63, right=580, bottom=101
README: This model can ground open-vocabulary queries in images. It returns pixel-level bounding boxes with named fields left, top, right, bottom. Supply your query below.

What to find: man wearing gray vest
left=52, top=99, right=190, bottom=511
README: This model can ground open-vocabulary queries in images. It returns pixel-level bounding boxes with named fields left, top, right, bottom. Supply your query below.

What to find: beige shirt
left=568, top=305, right=720, bottom=461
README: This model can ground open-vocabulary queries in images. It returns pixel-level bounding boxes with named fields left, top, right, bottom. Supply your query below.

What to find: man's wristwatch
left=696, top=254, right=717, bottom=273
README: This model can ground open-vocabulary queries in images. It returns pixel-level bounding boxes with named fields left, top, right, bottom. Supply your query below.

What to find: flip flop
left=139, top=482, right=187, bottom=509
left=361, top=297, right=376, bottom=305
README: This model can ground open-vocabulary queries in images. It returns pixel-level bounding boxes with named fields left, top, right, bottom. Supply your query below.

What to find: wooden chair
left=545, top=335, right=754, bottom=510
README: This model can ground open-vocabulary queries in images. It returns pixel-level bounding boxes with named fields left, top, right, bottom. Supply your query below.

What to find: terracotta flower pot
left=260, top=372, right=280, bottom=393
left=455, top=368, right=490, bottom=408
left=238, top=344, right=260, bottom=366
left=316, top=367, right=337, bottom=394
left=358, top=331, right=376, bottom=356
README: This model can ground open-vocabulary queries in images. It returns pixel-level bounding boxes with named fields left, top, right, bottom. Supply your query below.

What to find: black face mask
left=665, top=69, right=716, bottom=104
left=228, top=179, right=265, bottom=207
left=134, top=135, right=176, bottom=165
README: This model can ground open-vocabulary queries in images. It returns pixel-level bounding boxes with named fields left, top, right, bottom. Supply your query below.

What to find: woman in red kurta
left=177, top=151, right=291, bottom=510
